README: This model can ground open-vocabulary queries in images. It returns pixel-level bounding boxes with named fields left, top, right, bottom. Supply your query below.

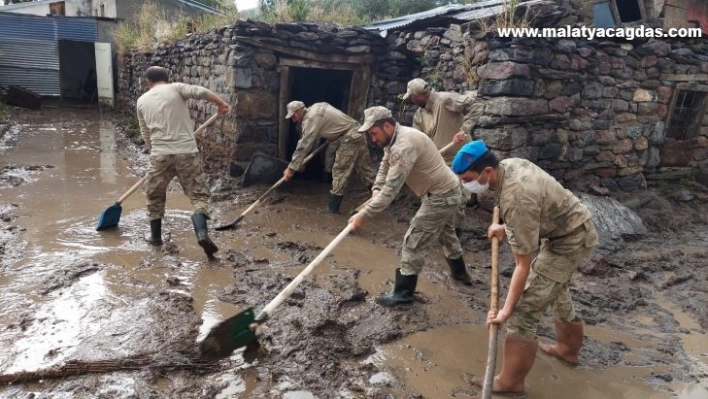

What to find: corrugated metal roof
left=0, top=13, right=57, bottom=41
left=0, top=39, right=60, bottom=96
left=0, top=13, right=98, bottom=96
left=0, top=40, right=59, bottom=70
left=364, top=4, right=472, bottom=32
left=453, top=0, right=547, bottom=21
left=364, top=0, right=550, bottom=32
left=177, top=0, right=223, bottom=15
left=56, top=16, right=97, bottom=42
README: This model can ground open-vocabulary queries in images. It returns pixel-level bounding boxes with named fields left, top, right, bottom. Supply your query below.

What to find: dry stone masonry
left=118, top=2, right=708, bottom=193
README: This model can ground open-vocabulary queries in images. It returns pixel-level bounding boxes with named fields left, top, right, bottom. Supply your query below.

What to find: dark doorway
left=58, top=40, right=97, bottom=103
left=615, top=0, right=642, bottom=23
left=286, top=67, right=353, bottom=181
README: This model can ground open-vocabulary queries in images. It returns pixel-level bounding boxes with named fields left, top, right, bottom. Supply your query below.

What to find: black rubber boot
left=145, top=218, right=163, bottom=246
left=319, top=193, right=343, bottom=214
left=191, top=212, right=218, bottom=258
left=446, top=256, right=473, bottom=285
left=375, top=268, right=418, bottom=307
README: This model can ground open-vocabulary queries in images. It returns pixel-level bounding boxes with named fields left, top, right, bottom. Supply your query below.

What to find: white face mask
left=462, top=173, right=489, bottom=194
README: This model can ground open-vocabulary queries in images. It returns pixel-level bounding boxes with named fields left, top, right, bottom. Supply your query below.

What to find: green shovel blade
left=199, top=308, right=257, bottom=359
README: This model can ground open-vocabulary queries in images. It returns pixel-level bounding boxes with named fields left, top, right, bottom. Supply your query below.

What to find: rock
left=479, top=79, right=535, bottom=96
left=633, top=89, right=655, bottom=102
left=674, top=189, right=695, bottom=202
left=475, top=127, right=527, bottom=151
left=477, top=61, right=530, bottom=80
left=484, top=98, right=549, bottom=116
left=577, top=193, right=648, bottom=254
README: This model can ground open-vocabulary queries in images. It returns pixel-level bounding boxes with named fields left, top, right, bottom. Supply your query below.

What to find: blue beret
left=452, top=140, right=489, bottom=174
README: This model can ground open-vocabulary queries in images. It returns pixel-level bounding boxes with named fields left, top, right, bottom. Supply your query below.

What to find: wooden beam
left=278, top=65, right=291, bottom=160
left=279, top=57, right=362, bottom=71
left=236, top=36, right=376, bottom=64
left=661, top=74, right=708, bottom=82
left=349, top=66, right=372, bottom=121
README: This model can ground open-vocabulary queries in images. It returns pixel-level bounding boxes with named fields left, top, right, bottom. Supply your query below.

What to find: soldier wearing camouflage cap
left=452, top=140, right=599, bottom=396
left=284, top=101, right=375, bottom=214
left=349, top=106, right=474, bottom=307
left=403, top=78, right=484, bottom=238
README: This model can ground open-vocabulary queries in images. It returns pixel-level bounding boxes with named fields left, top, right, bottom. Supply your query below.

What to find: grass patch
left=112, top=1, right=239, bottom=56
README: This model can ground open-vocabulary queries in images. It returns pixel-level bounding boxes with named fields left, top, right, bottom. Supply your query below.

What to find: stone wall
left=117, top=20, right=385, bottom=176
left=369, top=15, right=708, bottom=192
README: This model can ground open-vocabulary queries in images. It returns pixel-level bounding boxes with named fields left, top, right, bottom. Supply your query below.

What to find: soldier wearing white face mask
left=452, top=140, right=598, bottom=396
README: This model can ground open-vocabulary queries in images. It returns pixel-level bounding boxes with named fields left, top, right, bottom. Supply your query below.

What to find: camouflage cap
left=402, top=78, right=430, bottom=100
left=285, top=100, right=306, bottom=119
left=358, top=106, right=393, bottom=132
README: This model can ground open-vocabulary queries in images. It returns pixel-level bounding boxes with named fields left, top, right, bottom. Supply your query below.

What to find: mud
left=0, top=107, right=706, bottom=399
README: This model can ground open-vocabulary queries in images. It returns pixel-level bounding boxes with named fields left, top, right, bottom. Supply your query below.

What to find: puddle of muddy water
left=1, top=108, right=707, bottom=399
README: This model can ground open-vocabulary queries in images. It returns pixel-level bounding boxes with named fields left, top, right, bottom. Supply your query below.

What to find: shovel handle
left=116, top=176, right=148, bottom=204
left=256, top=223, right=354, bottom=322
left=195, top=112, right=221, bottom=136
left=217, top=141, right=329, bottom=230
left=482, top=206, right=501, bottom=399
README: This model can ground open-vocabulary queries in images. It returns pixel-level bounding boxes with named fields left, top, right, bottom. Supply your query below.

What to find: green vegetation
left=112, top=0, right=485, bottom=53
left=112, top=1, right=239, bottom=56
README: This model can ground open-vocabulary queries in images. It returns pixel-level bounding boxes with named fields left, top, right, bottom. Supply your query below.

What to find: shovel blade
left=214, top=215, right=243, bottom=231
left=241, top=152, right=289, bottom=188
left=96, top=203, right=122, bottom=231
left=199, top=307, right=257, bottom=359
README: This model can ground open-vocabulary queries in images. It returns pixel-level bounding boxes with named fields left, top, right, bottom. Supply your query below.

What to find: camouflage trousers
left=330, top=129, right=375, bottom=196
left=145, top=153, right=211, bottom=220
left=506, top=220, right=598, bottom=340
left=400, top=186, right=463, bottom=276
left=323, top=139, right=339, bottom=173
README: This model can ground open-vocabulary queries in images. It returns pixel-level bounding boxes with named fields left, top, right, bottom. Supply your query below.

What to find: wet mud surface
left=0, top=107, right=707, bottom=398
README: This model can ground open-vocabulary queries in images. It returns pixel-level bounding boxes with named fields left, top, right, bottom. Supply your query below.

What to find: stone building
left=117, top=0, right=708, bottom=192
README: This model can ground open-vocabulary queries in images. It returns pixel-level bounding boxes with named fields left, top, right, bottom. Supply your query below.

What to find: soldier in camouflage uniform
left=349, top=106, right=475, bottom=307
left=404, top=78, right=484, bottom=238
left=284, top=101, right=375, bottom=213
left=137, top=66, right=230, bottom=259
left=452, top=140, right=599, bottom=396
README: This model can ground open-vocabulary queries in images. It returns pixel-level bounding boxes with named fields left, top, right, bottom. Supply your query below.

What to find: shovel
left=199, top=222, right=354, bottom=359
left=95, top=113, right=221, bottom=231
left=481, top=206, right=501, bottom=399
left=214, top=141, right=328, bottom=231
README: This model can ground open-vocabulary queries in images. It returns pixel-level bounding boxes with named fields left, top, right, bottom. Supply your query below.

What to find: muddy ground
left=0, top=107, right=706, bottom=398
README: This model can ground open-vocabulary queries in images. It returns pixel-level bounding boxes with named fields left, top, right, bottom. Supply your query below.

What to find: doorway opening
left=58, top=40, right=98, bottom=103
left=286, top=67, right=353, bottom=181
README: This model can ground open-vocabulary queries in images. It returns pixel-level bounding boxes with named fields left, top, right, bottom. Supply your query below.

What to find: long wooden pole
left=482, top=206, right=501, bottom=399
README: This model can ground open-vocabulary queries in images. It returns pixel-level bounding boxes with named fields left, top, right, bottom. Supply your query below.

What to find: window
left=615, top=0, right=643, bottom=23
left=667, top=90, right=708, bottom=141
left=593, top=0, right=644, bottom=27
left=100, top=4, right=105, bottom=17
left=593, top=2, right=616, bottom=28
left=49, top=1, right=65, bottom=16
